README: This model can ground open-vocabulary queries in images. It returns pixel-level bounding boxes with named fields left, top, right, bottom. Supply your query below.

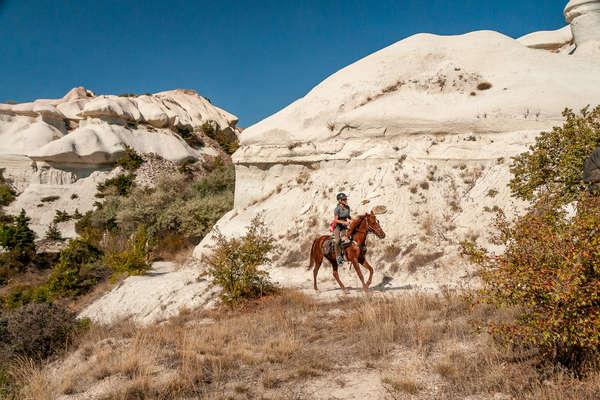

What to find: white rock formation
left=79, top=262, right=218, bottom=324
left=565, top=0, right=600, bottom=47
left=193, top=10, right=600, bottom=291
left=517, top=25, right=574, bottom=51
left=0, top=88, right=240, bottom=238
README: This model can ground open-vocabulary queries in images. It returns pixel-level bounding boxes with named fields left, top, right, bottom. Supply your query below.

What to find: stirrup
left=336, top=256, right=344, bottom=265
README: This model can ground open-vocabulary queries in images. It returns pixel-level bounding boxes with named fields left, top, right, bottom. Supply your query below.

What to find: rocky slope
left=192, top=1, right=600, bottom=292
left=0, top=88, right=240, bottom=237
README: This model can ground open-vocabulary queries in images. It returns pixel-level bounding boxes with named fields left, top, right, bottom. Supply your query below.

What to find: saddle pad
left=322, top=237, right=334, bottom=255
left=322, top=237, right=353, bottom=256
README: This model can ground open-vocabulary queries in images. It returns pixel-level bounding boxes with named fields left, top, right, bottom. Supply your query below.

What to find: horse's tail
left=307, top=237, right=319, bottom=270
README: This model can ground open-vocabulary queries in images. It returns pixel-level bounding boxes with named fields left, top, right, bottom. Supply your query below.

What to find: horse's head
left=366, top=211, right=385, bottom=239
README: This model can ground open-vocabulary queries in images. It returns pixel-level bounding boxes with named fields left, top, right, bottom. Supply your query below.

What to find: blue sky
left=0, top=0, right=567, bottom=127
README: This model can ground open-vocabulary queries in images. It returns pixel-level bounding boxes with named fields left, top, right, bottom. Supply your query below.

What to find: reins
left=351, top=215, right=372, bottom=236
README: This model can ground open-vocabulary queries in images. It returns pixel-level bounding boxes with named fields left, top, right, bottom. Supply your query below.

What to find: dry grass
left=383, top=244, right=402, bottom=262
left=9, top=290, right=600, bottom=399
left=407, top=251, right=444, bottom=272
left=420, top=214, right=436, bottom=236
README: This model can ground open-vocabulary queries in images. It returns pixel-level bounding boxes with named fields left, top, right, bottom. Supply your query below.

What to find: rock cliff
left=0, top=88, right=240, bottom=237
left=193, top=7, right=600, bottom=290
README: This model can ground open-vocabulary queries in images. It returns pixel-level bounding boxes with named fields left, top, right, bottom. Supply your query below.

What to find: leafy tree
left=0, top=172, right=15, bottom=206
left=96, top=174, right=135, bottom=197
left=0, top=209, right=35, bottom=255
left=206, top=215, right=277, bottom=306
left=462, top=193, right=600, bottom=371
left=509, top=106, right=600, bottom=205
left=105, top=227, right=151, bottom=275
left=45, top=239, right=105, bottom=297
left=45, top=223, right=63, bottom=241
left=114, top=146, right=143, bottom=171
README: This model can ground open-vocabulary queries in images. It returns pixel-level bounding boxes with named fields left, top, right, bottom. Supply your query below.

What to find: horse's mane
left=348, top=214, right=368, bottom=235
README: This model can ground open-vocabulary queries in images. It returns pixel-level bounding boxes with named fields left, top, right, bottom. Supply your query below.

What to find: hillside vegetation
left=3, top=108, right=600, bottom=398
left=0, top=154, right=236, bottom=395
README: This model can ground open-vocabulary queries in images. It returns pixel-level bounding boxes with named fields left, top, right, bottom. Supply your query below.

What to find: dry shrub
left=11, top=290, right=600, bottom=399
left=206, top=215, right=277, bottom=305
left=0, top=303, right=77, bottom=362
left=477, top=82, right=492, bottom=90
left=295, top=170, right=310, bottom=185
left=402, top=243, right=417, bottom=256
left=407, top=251, right=444, bottom=272
left=420, top=214, right=435, bottom=236
left=383, top=244, right=402, bottom=261
left=381, top=370, right=421, bottom=395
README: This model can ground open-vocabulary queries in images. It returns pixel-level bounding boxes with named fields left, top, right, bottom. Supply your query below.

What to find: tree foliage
left=104, top=227, right=151, bottom=275
left=114, top=146, right=143, bottom=171
left=0, top=210, right=36, bottom=279
left=78, top=165, right=234, bottom=251
left=45, top=239, right=106, bottom=298
left=509, top=106, right=600, bottom=205
left=206, top=215, right=277, bottom=306
left=462, top=193, right=600, bottom=370
left=0, top=172, right=15, bottom=207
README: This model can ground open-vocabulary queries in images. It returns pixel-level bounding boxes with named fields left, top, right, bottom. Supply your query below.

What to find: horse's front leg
left=350, top=256, right=368, bottom=292
left=361, top=259, right=374, bottom=288
left=332, top=268, right=348, bottom=294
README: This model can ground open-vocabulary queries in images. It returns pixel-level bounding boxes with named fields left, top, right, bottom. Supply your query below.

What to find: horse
left=308, top=211, right=386, bottom=293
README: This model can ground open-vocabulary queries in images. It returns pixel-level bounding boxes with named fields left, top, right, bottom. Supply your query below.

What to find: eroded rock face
left=194, top=27, right=600, bottom=290
left=565, top=0, right=600, bottom=47
left=0, top=88, right=240, bottom=238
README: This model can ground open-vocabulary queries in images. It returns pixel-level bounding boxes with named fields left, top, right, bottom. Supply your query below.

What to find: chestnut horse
left=308, top=211, right=386, bottom=293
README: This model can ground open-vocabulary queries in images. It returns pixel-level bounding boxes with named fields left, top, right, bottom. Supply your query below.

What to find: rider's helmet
left=336, top=192, right=347, bottom=202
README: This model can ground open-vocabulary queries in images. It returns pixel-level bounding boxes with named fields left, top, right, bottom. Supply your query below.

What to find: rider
left=333, top=192, right=352, bottom=265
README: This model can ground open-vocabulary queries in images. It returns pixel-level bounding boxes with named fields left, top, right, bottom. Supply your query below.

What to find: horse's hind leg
left=313, top=256, right=323, bottom=291
left=361, top=259, right=374, bottom=288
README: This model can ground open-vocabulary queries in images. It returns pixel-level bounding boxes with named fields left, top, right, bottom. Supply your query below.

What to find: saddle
left=322, top=236, right=354, bottom=256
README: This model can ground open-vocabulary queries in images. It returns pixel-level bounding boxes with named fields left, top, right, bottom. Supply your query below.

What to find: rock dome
left=565, top=0, right=600, bottom=47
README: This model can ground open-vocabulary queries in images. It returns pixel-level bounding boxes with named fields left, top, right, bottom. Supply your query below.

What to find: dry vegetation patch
left=7, top=290, right=600, bottom=399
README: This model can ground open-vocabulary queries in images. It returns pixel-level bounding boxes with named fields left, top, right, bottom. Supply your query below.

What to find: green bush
left=177, top=126, right=204, bottom=148
left=114, top=146, right=143, bottom=171
left=97, top=174, right=135, bottom=197
left=75, top=201, right=120, bottom=244
left=510, top=106, right=600, bottom=205
left=44, top=223, right=63, bottom=241
left=0, top=210, right=36, bottom=274
left=462, top=193, right=600, bottom=371
left=0, top=172, right=15, bottom=207
left=0, top=302, right=77, bottom=362
left=105, top=228, right=151, bottom=275
left=1, top=285, right=50, bottom=310
left=0, top=210, right=35, bottom=252
left=79, top=165, right=234, bottom=252
left=0, top=186, right=14, bottom=207
left=53, top=209, right=72, bottom=223
left=45, top=239, right=107, bottom=298
left=202, top=122, right=239, bottom=155
left=206, top=215, right=277, bottom=306
left=40, top=195, right=60, bottom=203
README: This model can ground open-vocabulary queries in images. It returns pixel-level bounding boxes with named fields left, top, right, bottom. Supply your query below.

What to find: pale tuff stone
left=193, top=15, right=600, bottom=294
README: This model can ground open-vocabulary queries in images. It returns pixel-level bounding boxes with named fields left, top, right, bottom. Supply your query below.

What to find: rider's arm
left=333, top=216, right=350, bottom=226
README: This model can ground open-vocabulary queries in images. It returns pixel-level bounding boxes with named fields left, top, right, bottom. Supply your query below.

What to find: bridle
left=352, top=215, right=380, bottom=236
